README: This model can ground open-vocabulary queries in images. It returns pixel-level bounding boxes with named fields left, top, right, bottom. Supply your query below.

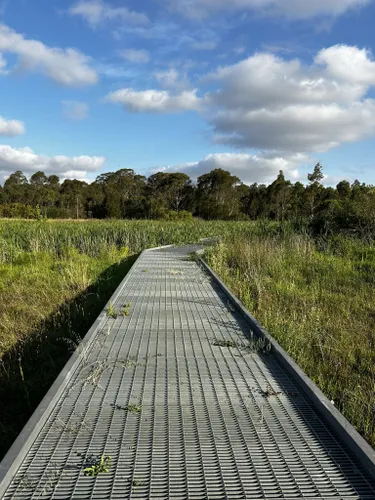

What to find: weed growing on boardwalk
left=212, top=339, right=238, bottom=348
left=132, top=479, right=143, bottom=487
left=83, top=454, right=112, bottom=477
left=246, top=336, right=272, bottom=354
left=263, top=384, right=282, bottom=399
left=116, top=357, right=142, bottom=368
left=82, top=360, right=109, bottom=389
left=168, top=269, right=183, bottom=276
left=106, top=302, right=118, bottom=318
left=121, top=302, right=132, bottom=316
left=113, top=403, right=142, bottom=413
left=211, top=336, right=271, bottom=353
left=55, top=418, right=89, bottom=436
left=40, top=468, right=64, bottom=495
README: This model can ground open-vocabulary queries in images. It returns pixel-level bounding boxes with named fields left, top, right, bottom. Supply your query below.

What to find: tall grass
left=204, top=232, right=375, bottom=448
left=0, top=219, right=266, bottom=264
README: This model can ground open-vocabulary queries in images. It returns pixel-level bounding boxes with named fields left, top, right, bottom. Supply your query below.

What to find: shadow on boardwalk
left=0, top=254, right=137, bottom=460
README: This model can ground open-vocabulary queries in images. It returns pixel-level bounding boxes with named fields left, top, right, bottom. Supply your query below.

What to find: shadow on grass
left=0, top=254, right=138, bottom=460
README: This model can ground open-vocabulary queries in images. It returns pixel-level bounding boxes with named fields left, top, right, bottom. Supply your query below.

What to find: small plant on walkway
left=83, top=454, right=112, bottom=477
left=106, top=302, right=118, bottom=318
left=168, top=269, right=183, bottom=276
left=127, top=403, right=142, bottom=413
left=113, top=403, right=142, bottom=413
left=263, top=384, right=282, bottom=399
left=212, top=339, right=238, bottom=348
left=121, top=302, right=132, bottom=316
left=244, top=336, right=272, bottom=354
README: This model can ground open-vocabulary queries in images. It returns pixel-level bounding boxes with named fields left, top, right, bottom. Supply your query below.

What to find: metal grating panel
left=1, top=244, right=375, bottom=499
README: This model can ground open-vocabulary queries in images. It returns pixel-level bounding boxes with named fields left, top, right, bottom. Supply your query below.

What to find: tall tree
left=196, top=169, right=242, bottom=219
left=306, top=163, right=324, bottom=219
left=30, top=171, right=48, bottom=186
left=97, top=169, right=147, bottom=218
left=147, top=172, right=194, bottom=216
left=4, top=171, right=29, bottom=203
left=60, top=179, right=88, bottom=218
left=267, top=170, right=292, bottom=221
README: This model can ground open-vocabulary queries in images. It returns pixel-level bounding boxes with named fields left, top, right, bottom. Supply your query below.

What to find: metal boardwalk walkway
left=1, top=245, right=375, bottom=499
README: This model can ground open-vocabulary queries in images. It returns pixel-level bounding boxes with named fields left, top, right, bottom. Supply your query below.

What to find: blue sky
left=1, top=0, right=375, bottom=186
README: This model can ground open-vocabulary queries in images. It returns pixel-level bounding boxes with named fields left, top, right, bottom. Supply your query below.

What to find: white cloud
left=62, top=101, right=89, bottom=121
left=0, top=145, right=105, bottom=183
left=0, top=24, right=98, bottom=86
left=69, top=0, right=149, bottom=28
left=156, top=152, right=306, bottom=184
left=119, top=48, right=150, bottom=64
left=106, top=88, right=201, bottom=113
left=211, top=102, right=375, bottom=152
left=170, top=0, right=371, bottom=20
left=315, top=45, right=375, bottom=85
left=191, top=40, right=217, bottom=50
left=204, top=46, right=375, bottom=153
left=0, top=116, right=25, bottom=136
left=208, top=52, right=366, bottom=109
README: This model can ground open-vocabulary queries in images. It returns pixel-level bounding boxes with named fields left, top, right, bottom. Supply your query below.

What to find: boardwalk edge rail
left=197, top=252, right=375, bottom=481
left=0, top=248, right=156, bottom=497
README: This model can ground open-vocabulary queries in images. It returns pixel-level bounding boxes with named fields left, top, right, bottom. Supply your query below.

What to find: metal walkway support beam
left=1, top=244, right=375, bottom=499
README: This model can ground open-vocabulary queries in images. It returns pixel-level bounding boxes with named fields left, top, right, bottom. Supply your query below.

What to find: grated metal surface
left=1, top=245, right=375, bottom=499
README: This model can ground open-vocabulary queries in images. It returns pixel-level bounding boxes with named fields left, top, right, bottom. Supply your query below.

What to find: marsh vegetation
left=0, top=218, right=374, bottom=458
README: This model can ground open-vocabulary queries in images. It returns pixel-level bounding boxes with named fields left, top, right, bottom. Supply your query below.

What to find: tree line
left=1, top=164, right=375, bottom=237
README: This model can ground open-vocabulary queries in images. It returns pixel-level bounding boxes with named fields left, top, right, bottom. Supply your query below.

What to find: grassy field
left=0, top=219, right=375, bottom=457
left=204, top=231, right=375, bottom=448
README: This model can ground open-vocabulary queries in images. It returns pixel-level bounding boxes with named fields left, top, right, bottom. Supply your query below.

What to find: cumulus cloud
left=0, top=145, right=105, bottom=183
left=171, top=0, right=371, bottom=20
left=106, top=88, right=201, bottom=113
left=211, top=102, right=375, bottom=152
left=204, top=45, right=375, bottom=153
left=315, top=45, right=375, bottom=85
left=69, top=0, right=149, bottom=28
left=119, top=49, right=150, bottom=64
left=62, top=101, right=89, bottom=121
left=0, top=116, right=25, bottom=136
left=156, top=152, right=306, bottom=185
left=208, top=52, right=366, bottom=109
left=0, top=23, right=98, bottom=86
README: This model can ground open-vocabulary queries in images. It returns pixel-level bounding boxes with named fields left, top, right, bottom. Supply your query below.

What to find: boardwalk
left=1, top=244, right=375, bottom=499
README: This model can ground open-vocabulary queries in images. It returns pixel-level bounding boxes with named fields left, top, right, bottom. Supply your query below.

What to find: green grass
left=204, top=232, right=375, bottom=448
left=0, top=219, right=263, bottom=263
